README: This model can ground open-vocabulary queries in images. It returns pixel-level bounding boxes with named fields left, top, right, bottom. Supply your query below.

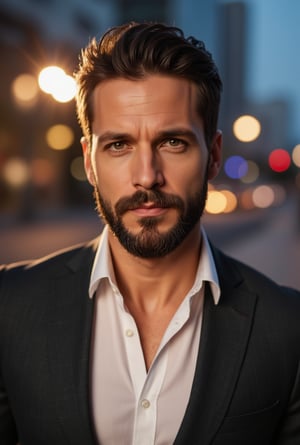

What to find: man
left=0, top=22, right=299, bottom=445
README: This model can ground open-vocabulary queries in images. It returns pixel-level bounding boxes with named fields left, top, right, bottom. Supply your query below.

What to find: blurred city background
left=0, top=0, right=299, bottom=288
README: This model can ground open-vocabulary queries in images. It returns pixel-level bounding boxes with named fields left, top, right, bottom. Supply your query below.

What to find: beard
left=93, top=174, right=208, bottom=259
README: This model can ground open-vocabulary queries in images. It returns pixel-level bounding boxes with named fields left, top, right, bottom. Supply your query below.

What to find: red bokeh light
left=268, top=149, right=291, bottom=172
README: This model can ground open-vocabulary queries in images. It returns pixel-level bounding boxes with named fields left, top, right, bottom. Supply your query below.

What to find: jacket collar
left=47, top=239, right=98, bottom=444
left=174, top=245, right=258, bottom=444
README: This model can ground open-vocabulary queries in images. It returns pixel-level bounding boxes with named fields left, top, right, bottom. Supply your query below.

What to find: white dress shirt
left=89, top=226, right=220, bottom=445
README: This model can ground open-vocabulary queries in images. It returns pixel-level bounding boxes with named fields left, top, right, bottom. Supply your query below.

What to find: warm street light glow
left=31, top=159, right=56, bottom=186
left=3, top=158, right=29, bottom=188
left=205, top=190, right=227, bottom=214
left=233, top=115, right=261, bottom=142
left=220, top=189, right=238, bottom=213
left=46, top=124, right=74, bottom=150
left=38, top=66, right=65, bottom=93
left=51, top=74, right=76, bottom=102
left=38, top=66, right=76, bottom=102
left=292, top=144, right=300, bottom=167
left=12, top=74, right=39, bottom=106
left=252, top=185, right=275, bottom=208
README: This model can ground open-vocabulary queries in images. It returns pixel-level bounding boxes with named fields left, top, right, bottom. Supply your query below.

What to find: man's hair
left=75, top=22, right=222, bottom=148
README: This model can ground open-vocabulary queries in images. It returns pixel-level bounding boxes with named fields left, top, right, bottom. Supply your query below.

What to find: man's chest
left=90, top=284, right=204, bottom=444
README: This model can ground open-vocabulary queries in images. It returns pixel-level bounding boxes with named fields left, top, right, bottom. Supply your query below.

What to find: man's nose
left=131, top=147, right=165, bottom=190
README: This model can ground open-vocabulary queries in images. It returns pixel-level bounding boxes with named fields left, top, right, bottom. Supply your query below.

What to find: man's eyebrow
left=154, top=128, right=199, bottom=142
left=94, top=128, right=199, bottom=146
left=95, top=131, right=132, bottom=145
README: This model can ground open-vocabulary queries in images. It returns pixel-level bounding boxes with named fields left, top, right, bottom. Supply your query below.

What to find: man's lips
left=129, top=203, right=169, bottom=217
left=115, top=190, right=183, bottom=217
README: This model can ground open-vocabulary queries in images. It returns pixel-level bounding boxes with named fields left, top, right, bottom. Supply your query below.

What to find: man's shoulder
left=231, top=253, right=298, bottom=295
left=0, top=237, right=99, bottom=290
left=213, top=243, right=300, bottom=308
left=0, top=238, right=100, bottom=343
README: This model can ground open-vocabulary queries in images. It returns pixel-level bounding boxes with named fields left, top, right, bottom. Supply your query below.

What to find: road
left=1, top=196, right=299, bottom=289
left=205, top=197, right=300, bottom=289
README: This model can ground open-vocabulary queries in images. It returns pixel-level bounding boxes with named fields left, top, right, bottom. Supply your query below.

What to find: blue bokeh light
left=224, top=156, right=248, bottom=179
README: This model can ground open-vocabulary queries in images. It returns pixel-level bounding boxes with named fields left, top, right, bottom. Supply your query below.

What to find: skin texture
left=82, top=75, right=222, bottom=368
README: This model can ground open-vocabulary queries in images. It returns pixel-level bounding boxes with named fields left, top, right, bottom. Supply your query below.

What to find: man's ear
left=207, top=130, right=222, bottom=180
left=81, top=136, right=95, bottom=186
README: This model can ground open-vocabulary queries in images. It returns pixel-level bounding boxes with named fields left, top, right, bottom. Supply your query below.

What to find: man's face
left=82, top=75, right=221, bottom=258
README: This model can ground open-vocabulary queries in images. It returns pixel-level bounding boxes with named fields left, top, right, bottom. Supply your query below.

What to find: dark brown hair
left=75, top=22, right=222, bottom=148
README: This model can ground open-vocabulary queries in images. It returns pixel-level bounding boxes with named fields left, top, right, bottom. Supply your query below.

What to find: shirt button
left=141, top=399, right=150, bottom=409
left=125, top=329, right=134, bottom=337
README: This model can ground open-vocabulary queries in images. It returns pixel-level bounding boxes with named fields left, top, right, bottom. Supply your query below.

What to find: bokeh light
left=38, top=66, right=66, bottom=94
left=31, top=159, right=56, bottom=186
left=46, top=124, right=74, bottom=150
left=220, top=189, right=238, bottom=213
left=70, top=157, right=87, bottom=181
left=292, top=144, right=300, bottom=167
left=240, top=189, right=256, bottom=210
left=233, top=115, right=261, bottom=142
left=268, top=148, right=291, bottom=172
left=252, top=185, right=275, bottom=208
left=205, top=190, right=227, bottom=214
left=224, top=155, right=248, bottom=179
left=3, top=157, right=29, bottom=188
left=11, top=73, right=39, bottom=106
left=38, top=66, right=76, bottom=102
left=240, top=160, right=260, bottom=184
left=51, top=75, right=77, bottom=103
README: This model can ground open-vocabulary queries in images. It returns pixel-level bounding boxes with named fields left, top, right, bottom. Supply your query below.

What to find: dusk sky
left=244, top=0, right=300, bottom=143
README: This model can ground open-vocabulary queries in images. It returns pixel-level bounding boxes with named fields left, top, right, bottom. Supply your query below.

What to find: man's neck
left=108, top=224, right=202, bottom=312
left=107, top=224, right=203, bottom=370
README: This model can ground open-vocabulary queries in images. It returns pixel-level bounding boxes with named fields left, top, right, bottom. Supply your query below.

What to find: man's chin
left=112, top=223, right=187, bottom=258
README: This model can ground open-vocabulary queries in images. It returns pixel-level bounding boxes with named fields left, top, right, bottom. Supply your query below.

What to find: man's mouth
left=130, top=203, right=168, bottom=217
left=115, top=190, right=183, bottom=217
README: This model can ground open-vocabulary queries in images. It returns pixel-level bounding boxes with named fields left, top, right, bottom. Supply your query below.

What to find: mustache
left=115, top=190, right=184, bottom=216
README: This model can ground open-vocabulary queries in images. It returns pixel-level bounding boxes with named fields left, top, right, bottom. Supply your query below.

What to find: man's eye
left=161, top=138, right=186, bottom=150
left=168, top=138, right=182, bottom=146
left=107, top=141, right=127, bottom=151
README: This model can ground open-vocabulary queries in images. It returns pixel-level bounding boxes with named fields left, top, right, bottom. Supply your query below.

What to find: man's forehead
left=92, top=75, right=197, bottom=101
left=91, top=76, right=199, bottom=124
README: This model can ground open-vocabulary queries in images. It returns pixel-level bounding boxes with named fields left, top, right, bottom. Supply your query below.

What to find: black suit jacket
left=0, top=237, right=300, bottom=445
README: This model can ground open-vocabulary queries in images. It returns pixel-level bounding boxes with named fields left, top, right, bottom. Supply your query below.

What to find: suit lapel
left=174, top=246, right=258, bottom=445
left=47, top=240, right=98, bottom=444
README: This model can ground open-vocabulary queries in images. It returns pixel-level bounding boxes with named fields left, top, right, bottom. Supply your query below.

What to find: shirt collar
left=195, top=227, right=220, bottom=305
left=89, top=225, right=220, bottom=305
left=89, top=225, right=115, bottom=298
